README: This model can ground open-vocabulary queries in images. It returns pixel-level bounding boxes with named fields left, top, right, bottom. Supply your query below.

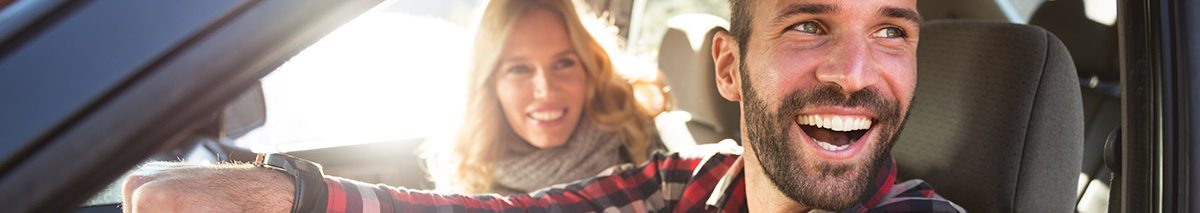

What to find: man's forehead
left=761, top=0, right=920, bottom=23
left=763, top=0, right=919, bottom=10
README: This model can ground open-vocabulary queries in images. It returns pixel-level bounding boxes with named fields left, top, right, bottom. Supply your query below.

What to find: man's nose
left=815, top=36, right=880, bottom=93
left=532, top=68, right=555, bottom=99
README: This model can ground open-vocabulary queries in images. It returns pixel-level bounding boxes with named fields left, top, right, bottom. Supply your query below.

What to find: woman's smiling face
left=494, top=8, right=588, bottom=149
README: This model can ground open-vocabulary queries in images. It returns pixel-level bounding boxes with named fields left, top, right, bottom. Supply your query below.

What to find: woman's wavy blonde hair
left=431, top=0, right=655, bottom=194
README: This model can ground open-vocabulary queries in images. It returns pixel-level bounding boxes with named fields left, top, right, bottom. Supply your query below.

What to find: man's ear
left=712, top=30, right=742, bottom=102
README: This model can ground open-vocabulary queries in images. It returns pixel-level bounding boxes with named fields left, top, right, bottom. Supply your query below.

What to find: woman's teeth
left=795, top=115, right=873, bottom=132
left=530, top=110, right=564, bottom=121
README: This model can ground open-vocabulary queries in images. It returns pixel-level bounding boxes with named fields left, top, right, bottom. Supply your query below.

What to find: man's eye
left=507, top=65, right=530, bottom=74
left=555, top=59, right=576, bottom=69
left=789, top=21, right=825, bottom=34
left=871, top=27, right=906, bottom=38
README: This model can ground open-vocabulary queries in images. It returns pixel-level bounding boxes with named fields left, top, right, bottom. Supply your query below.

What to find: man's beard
left=741, top=67, right=909, bottom=211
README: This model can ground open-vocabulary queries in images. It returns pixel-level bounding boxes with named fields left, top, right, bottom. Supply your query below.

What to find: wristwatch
left=254, top=153, right=327, bottom=213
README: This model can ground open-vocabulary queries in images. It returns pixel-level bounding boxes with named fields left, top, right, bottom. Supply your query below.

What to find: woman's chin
left=523, top=135, right=570, bottom=149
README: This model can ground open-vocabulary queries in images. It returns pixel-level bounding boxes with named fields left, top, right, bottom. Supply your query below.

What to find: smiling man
left=708, top=0, right=956, bottom=211
left=123, top=0, right=964, bottom=212
left=723, top=0, right=923, bottom=211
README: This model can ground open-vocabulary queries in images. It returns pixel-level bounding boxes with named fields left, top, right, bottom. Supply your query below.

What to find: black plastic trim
left=1116, top=0, right=1197, bottom=211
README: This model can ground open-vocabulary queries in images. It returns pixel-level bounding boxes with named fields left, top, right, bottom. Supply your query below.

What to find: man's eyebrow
left=773, top=3, right=837, bottom=26
left=879, top=6, right=921, bottom=25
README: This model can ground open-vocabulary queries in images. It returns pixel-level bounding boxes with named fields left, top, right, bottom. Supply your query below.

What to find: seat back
left=893, top=20, right=1085, bottom=212
left=1029, top=1, right=1123, bottom=211
left=657, top=14, right=738, bottom=144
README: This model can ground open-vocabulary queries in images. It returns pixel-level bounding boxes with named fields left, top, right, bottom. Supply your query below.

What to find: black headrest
left=1030, top=0, right=1120, bottom=81
left=895, top=20, right=1085, bottom=212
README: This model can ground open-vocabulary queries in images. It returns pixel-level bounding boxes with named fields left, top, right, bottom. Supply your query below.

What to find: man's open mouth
left=795, top=115, right=873, bottom=151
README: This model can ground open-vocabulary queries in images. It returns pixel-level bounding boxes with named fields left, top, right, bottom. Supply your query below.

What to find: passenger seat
left=656, top=14, right=738, bottom=146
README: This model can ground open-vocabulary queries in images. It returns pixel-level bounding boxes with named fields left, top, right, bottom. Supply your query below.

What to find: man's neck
left=742, top=147, right=812, bottom=212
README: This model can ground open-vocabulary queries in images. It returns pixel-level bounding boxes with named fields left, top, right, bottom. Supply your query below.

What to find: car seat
left=1028, top=0, right=1122, bottom=211
left=656, top=14, right=739, bottom=146
left=892, top=20, right=1085, bottom=212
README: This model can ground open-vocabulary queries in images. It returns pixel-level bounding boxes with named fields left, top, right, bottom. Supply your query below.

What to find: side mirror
left=221, top=81, right=266, bottom=139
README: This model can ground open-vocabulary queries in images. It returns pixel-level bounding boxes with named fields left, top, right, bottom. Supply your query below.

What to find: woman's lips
left=529, top=109, right=564, bottom=121
left=527, top=108, right=567, bottom=126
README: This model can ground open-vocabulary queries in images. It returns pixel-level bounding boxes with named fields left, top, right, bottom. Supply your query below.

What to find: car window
left=625, top=0, right=728, bottom=57
left=233, top=0, right=478, bottom=152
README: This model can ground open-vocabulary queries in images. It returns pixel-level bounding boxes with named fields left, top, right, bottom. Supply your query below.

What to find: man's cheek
left=760, top=58, right=821, bottom=92
left=874, top=58, right=917, bottom=104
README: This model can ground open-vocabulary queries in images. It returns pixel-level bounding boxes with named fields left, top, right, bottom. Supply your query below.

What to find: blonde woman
left=427, top=0, right=663, bottom=195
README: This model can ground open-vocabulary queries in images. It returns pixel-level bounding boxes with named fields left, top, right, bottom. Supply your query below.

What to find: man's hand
left=122, top=162, right=295, bottom=212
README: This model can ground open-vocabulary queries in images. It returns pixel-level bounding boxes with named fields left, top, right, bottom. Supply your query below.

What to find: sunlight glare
left=237, top=10, right=471, bottom=153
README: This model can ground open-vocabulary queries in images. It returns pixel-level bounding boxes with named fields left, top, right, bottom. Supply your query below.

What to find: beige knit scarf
left=490, top=121, right=628, bottom=195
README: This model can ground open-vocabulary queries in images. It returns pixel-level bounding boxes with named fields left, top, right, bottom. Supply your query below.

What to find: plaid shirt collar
left=703, top=154, right=898, bottom=212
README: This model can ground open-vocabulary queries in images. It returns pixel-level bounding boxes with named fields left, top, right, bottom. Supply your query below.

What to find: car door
left=1109, top=0, right=1200, bottom=212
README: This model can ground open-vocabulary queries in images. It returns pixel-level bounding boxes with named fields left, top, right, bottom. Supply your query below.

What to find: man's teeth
left=813, top=137, right=851, bottom=151
left=530, top=110, right=564, bottom=121
left=795, top=114, right=872, bottom=131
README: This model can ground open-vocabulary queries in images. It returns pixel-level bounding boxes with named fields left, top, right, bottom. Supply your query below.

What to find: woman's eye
left=871, top=27, right=906, bottom=39
left=790, top=21, right=824, bottom=34
left=555, top=59, right=576, bottom=69
left=507, top=65, right=530, bottom=74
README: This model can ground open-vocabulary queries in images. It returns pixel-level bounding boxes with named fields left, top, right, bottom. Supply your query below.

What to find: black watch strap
left=255, top=153, right=327, bottom=213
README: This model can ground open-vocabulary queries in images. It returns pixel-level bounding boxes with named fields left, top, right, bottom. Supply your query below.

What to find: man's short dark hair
left=729, top=0, right=754, bottom=58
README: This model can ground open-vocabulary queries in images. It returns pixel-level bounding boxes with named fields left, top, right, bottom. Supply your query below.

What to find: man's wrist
left=253, top=153, right=327, bottom=213
left=217, top=165, right=296, bottom=212
left=254, top=166, right=297, bottom=207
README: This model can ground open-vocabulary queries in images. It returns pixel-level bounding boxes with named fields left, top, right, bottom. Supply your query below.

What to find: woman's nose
left=532, top=68, right=554, bottom=99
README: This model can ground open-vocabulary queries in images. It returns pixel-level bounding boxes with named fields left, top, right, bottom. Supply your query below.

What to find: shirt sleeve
left=320, top=153, right=691, bottom=213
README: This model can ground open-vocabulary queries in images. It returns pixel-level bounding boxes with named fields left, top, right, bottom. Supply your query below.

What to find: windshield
left=233, top=0, right=476, bottom=152
left=231, top=0, right=735, bottom=152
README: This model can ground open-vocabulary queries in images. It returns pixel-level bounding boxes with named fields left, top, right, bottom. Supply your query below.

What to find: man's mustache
left=776, top=85, right=901, bottom=123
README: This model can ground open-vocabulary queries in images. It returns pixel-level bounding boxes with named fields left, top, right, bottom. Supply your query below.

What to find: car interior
left=653, top=0, right=1119, bottom=211
left=0, top=0, right=1182, bottom=212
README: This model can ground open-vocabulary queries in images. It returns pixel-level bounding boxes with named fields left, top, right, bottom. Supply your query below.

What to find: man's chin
left=797, top=183, right=867, bottom=210
left=765, top=133, right=888, bottom=211
left=789, top=154, right=877, bottom=210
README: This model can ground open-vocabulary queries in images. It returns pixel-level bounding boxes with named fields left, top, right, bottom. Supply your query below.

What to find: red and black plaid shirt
left=321, top=149, right=964, bottom=212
